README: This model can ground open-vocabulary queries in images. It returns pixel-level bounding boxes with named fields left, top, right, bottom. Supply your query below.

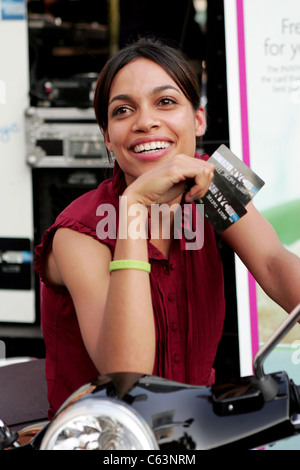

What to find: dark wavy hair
left=93, top=36, right=201, bottom=134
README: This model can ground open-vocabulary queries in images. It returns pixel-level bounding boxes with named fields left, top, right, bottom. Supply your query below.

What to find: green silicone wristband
left=109, top=260, right=151, bottom=274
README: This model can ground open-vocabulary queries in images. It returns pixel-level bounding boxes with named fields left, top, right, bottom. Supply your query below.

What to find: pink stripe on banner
left=236, top=0, right=259, bottom=360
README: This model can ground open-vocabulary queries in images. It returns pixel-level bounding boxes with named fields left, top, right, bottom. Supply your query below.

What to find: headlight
left=40, top=398, right=159, bottom=450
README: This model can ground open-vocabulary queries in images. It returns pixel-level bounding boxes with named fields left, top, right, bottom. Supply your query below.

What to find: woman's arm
left=98, top=197, right=155, bottom=375
left=221, top=202, right=300, bottom=313
left=48, top=221, right=155, bottom=376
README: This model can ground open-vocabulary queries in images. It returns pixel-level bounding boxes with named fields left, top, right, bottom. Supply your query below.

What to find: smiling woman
left=100, top=57, right=206, bottom=185
left=34, top=37, right=300, bottom=420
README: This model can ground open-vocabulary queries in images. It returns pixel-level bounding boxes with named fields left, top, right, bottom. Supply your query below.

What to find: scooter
left=1, top=303, right=300, bottom=451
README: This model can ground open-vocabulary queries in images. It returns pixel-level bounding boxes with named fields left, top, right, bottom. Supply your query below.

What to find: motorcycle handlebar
left=253, top=303, right=300, bottom=401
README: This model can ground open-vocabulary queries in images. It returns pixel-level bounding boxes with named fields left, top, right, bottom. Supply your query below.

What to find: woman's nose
left=132, top=107, right=160, bottom=132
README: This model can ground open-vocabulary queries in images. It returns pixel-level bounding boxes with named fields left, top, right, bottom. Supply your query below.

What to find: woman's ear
left=195, top=107, right=206, bottom=137
left=103, top=130, right=113, bottom=152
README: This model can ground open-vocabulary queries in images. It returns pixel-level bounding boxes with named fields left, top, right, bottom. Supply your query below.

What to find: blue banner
left=1, top=0, right=26, bottom=20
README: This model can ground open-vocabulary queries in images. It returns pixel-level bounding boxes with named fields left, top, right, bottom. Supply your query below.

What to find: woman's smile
left=130, top=137, right=173, bottom=161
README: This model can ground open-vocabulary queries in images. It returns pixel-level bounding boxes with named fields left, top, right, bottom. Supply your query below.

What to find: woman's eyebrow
left=150, top=85, right=181, bottom=96
left=109, top=85, right=181, bottom=106
left=109, top=94, right=132, bottom=106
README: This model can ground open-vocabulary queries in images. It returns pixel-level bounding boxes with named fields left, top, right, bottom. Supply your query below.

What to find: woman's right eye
left=112, top=105, right=132, bottom=116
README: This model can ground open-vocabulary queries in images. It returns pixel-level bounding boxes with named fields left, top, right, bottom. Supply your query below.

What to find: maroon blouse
left=35, top=155, right=225, bottom=418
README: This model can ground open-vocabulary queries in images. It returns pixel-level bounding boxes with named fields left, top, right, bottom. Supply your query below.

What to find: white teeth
left=133, top=141, right=171, bottom=153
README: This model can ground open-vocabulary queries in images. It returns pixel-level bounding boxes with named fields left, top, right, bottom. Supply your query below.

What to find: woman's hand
left=123, top=154, right=214, bottom=207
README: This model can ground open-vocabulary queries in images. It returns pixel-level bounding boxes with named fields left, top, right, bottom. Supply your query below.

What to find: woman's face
left=103, top=58, right=206, bottom=185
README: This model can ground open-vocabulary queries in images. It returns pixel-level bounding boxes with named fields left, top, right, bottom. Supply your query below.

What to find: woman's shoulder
left=34, top=178, right=117, bottom=284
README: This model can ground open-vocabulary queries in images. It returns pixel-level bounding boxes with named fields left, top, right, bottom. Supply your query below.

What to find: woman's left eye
left=158, top=97, right=177, bottom=106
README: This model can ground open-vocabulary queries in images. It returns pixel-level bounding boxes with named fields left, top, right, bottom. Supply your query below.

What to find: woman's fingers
left=125, top=155, right=215, bottom=206
left=185, top=165, right=214, bottom=201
